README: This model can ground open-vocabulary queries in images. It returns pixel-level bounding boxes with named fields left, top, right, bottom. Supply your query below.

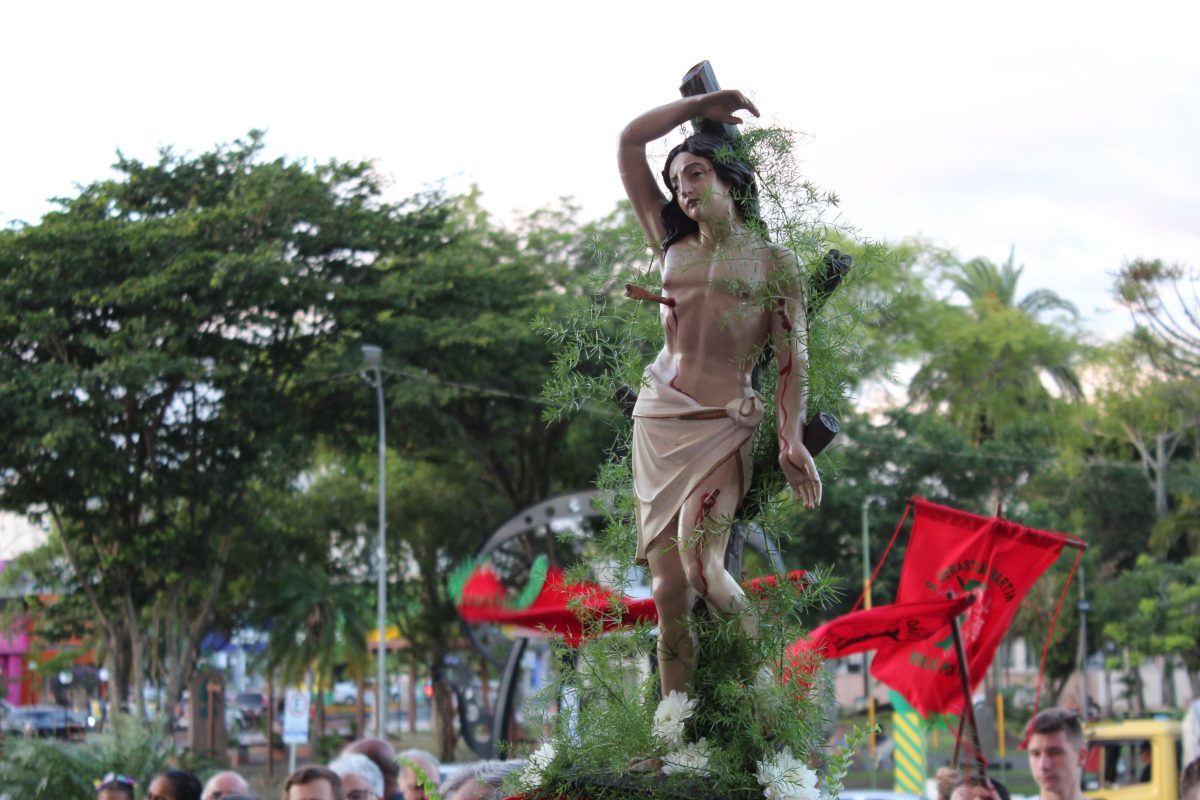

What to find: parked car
left=2, top=705, right=87, bottom=740
left=1083, top=718, right=1181, bottom=800
left=330, top=681, right=401, bottom=706
left=233, top=691, right=267, bottom=726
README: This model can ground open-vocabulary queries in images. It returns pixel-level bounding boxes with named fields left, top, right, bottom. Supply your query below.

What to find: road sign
left=282, top=688, right=310, bottom=745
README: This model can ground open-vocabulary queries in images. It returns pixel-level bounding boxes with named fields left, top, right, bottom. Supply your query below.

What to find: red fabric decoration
left=457, top=566, right=657, bottom=647
left=869, top=498, right=1066, bottom=717
left=799, top=595, right=976, bottom=660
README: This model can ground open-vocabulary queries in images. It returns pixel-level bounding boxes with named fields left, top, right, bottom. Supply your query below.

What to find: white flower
left=520, top=741, right=556, bottom=790
left=662, top=737, right=712, bottom=776
left=756, top=747, right=819, bottom=800
left=652, top=690, right=696, bottom=747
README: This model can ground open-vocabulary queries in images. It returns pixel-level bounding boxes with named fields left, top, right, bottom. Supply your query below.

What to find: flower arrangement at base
left=661, top=737, right=712, bottom=776
left=756, top=746, right=820, bottom=800
left=651, top=690, right=696, bottom=750
left=520, top=741, right=557, bottom=791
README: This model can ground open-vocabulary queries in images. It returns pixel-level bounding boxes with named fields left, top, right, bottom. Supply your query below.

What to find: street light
left=362, top=344, right=387, bottom=738
left=861, top=497, right=877, bottom=786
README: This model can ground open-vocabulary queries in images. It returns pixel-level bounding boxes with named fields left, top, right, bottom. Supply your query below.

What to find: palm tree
left=259, top=562, right=370, bottom=741
left=909, top=249, right=1084, bottom=443
left=950, top=249, right=1079, bottom=321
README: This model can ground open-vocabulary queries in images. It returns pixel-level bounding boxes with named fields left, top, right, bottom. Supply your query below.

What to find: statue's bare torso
left=650, top=236, right=773, bottom=406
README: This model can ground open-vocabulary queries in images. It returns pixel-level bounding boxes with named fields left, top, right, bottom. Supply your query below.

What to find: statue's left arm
left=770, top=247, right=822, bottom=509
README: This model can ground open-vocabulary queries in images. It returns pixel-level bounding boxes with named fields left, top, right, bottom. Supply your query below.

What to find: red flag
left=456, top=565, right=809, bottom=647
left=457, top=566, right=657, bottom=646
left=800, top=595, right=976, bottom=660
left=869, top=498, right=1066, bottom=717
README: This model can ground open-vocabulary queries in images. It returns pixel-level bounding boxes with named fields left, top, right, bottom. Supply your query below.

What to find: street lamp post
left=861, top=497, right=877, bottom=787
left=362, top=344, right=387, bottom=738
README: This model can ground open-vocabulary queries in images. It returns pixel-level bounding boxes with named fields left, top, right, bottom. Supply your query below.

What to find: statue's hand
left=779, top=440, right=822, bottom=510
left=696, top=89, right=760, bottom=126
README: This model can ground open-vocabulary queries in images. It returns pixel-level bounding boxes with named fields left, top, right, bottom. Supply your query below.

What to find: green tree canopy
left=0, top=131, right=444, bottom=714
left=908, top=250, right=1084, bottom=445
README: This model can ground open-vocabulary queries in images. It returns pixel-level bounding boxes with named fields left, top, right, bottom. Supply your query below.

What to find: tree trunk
left=125, top=594, right=148, bottom=721
left=355, top=671, right=366, bottom=738
left=408, top=656, right=418, bottom=735
left=316, top=676, right=327, bottom=739
left=431, top=648, right=457, bottom=762
left=1154, top=433, right=1170, bottom=520
left=110, top=629, right=133, bottom=716
left=162, top=526, right=233, bottom=727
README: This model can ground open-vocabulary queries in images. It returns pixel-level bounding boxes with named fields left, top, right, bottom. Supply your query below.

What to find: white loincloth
left=632, top=368, right=764, bottom=564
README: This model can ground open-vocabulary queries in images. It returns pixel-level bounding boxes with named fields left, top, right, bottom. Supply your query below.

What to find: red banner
left=800, top=595, right=976, bottom=660
left=869, top=498, right=1066, bottom=716
left=457, top=565, right=808, bottom=648
left=458, top=565, right=657, bottom=646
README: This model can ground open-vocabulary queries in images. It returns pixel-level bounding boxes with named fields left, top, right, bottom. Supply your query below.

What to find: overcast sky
left=3, top=0, right=1198, bottom=344
left=2, top=1, right=1197, bottom=558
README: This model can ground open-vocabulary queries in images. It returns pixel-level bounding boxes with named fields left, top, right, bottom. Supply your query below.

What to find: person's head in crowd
left=328, top=753, right=384, bottom=800
left=397, top=748, right=441, bottom=800
left=950, top=776, right=1011, bottom=800
left=936, top=767, right=962, bottom=800
left=203, top=771, right=253, bottom=800
left=1026, top=708, right=1087, bottom=800
left=1181, top=756, right=1200, bottom=800
left=440, top=760, right=526, bottom=800
left=148, top=770, right=203, bottom=800
left=343, top=739, right=401, bottom=800
left=283, top=766, right=343, bottom=800
left=95, top=773, right=137, bottom=800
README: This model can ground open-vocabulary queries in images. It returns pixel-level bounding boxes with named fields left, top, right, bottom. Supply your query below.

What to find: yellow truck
left=1083, top=719, right=1182, bottom=800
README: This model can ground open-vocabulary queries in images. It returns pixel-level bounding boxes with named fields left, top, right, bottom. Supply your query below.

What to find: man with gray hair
left=328, top=753, right=384, bottom=800
left=440, top=760, right=525, bottom=800
left=202, top=771, right=253, bottom=800
left=397, top=748, right=440, bottom=800
left=343, top=739, right=402, bottom=800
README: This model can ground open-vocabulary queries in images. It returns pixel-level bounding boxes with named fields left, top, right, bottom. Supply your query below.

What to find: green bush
left=0, top=714, right=185, bottom=800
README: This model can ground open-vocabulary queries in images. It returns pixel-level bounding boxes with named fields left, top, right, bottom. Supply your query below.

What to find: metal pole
left=950, top=617, right=988, bottom=785
left=862, top=498, right=876, bottom=787
left=363, top=345, right=387, bottom=739
left=1078, top=563, right=1090, bottom=720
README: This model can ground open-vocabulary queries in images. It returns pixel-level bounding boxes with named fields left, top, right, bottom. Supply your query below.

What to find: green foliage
left=0, top=714, right=182, bottom=800
left=1099, top=554, right=1200, bottom=682
left=520, top=573, right=842, bottom=800
left=256, top=560, right=370, bottom=691
left=908, top=249, right=1084, bottom=445
left=1114, top=258, right=1200, bottom=380
left=0, top=130, right=443, bottom=713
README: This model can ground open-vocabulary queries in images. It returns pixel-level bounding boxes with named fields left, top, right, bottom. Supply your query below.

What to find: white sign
left=282, top=688, right=310, bottom=744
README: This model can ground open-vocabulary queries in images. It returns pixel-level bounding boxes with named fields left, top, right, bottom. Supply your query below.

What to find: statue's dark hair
left=659, top=133, right=762, bottom=253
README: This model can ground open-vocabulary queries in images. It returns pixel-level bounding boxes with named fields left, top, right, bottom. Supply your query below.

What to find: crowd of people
left=92, top=736, right=525, bottom=800
left=934, top=708, right=1200, bottom=800
left=91, top=708, right=1200, bottom=800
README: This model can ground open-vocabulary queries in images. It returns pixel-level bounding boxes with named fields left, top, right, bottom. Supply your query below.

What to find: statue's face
left=668, top=152, right=734, bottom=223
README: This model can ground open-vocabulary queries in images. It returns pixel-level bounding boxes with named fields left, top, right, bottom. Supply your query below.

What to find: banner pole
left=951, top=616, right=988, bottom=784
left=952, top=713, right=965, bottom=770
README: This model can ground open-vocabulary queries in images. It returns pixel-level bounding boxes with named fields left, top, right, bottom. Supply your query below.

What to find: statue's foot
left=628, top=755, right=663, bottom=774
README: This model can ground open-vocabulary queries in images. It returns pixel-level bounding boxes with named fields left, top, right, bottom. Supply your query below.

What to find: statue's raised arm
left=617, top=90, right=760, bottom=263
